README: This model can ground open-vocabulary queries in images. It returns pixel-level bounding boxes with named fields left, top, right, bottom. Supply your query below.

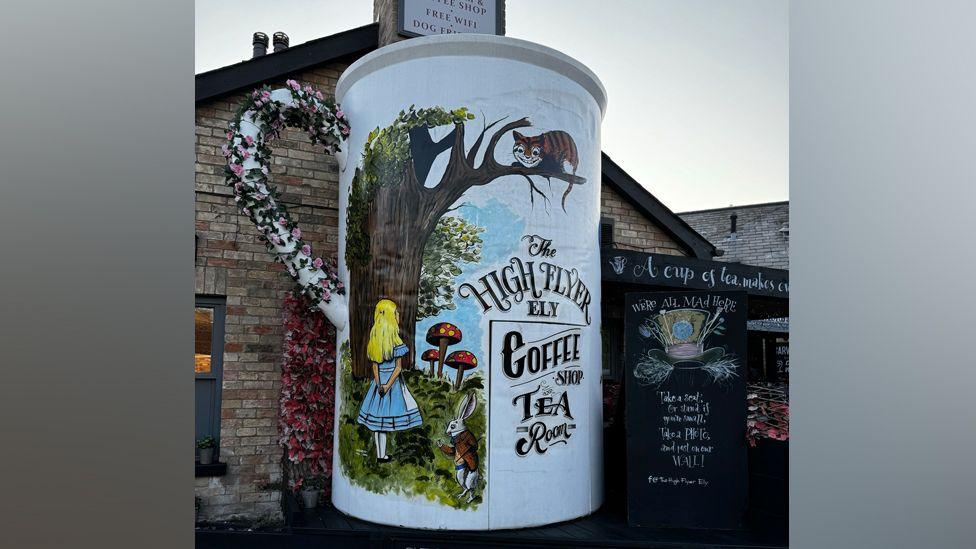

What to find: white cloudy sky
left=196, top=0, right=787, bottom=212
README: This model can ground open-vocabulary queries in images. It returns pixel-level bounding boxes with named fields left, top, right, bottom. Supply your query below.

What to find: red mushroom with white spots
left=421, top=348, right=440, bottom=377
left=426, top=322, right=462, bottom=378
left=445, top=350, right=478, bottom=390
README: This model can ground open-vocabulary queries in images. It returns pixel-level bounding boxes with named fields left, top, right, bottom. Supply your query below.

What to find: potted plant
left=300, top=476, right=324, bottom=509
left=196, top=436, right=216, bottom=465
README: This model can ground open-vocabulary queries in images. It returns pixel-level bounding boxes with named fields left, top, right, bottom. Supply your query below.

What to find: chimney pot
left=273, top=32, right=289, bottom=52
left=729, top=213, right=738, bottom=239
left=252, top=32, right=269, bottom=58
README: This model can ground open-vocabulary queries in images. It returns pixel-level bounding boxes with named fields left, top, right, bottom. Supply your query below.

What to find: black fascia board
left=195, top=23, right=379, bottom=104
left=601, top=153, right=717, bottom=259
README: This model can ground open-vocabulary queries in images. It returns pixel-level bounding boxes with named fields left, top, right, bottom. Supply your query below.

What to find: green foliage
left=418, top=215, right=485, bottom=319
left=345, top=106, right=475, bottom=267
left=337, top=357, right=486, bottom=510
left=339, top=339, right=351, bottom=372
left=196, top=436, right=216, bottom=449
left=345, top=168, right=373, bottom=267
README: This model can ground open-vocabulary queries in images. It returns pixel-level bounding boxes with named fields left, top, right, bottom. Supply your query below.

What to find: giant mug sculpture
left=224, top=34, right=607, bottom=530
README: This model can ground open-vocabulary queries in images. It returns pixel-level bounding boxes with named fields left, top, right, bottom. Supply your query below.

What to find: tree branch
left=403, top=160, right=423, bottom=194
left=441, top=122, right=469, bottom=186
left=479, top=117, right=532, bottom=171
left=481, top=164, right=588, bottom=187
left=520, top=175, right=551, bottom=213
left=421, top=115, right=588, bottom=222
left=408, top=125, right=457, bottom=185
left=445, top=202, right=472, bottom=214
left=466, top=115, right=507, bottom=165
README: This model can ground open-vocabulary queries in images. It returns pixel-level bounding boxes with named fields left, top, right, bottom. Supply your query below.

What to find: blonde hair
left=366, top=299, right=404, bottom=363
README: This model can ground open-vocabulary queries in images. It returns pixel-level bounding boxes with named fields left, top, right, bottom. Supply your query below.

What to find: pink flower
left=286, top=79, right=300, bottom=90
left=312, top=257, right=323, bottom=269
left=301, top=244, right=311, bottom=256
left=221, top=144, right=230, bottom=157
left=261, top=90, right=271, bottom=100
left=278, top=217, right=287, bottom=226
left=291, top=228, right=302, bottom=239
left=341, top=126, right=349, bottom=136
left=321, top=289, right=331, bottom=301
left=269, top=234, right=282, bottom=245
left=226, top=131, right=233, bottom=139
left=261, top=166, right=269, bottom=175
left=315, top=91, right=323, bottom=100
left=335, top=109, right=344, bottom=118
left=245, top=135, right=254, bottom=147
left=234, top=183, right=243, bottom=193
left=229, top=164, right=244, bottom=176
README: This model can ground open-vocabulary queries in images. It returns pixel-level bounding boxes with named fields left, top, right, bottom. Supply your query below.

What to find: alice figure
left=357, top=299, right=423, bottom=462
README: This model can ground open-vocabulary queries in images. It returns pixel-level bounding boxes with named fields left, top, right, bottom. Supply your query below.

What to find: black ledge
left=196, top=462, right=228, bottom=478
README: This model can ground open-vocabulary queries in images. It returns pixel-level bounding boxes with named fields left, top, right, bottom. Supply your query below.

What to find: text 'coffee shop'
left=193, top=1, right=789, bottom=546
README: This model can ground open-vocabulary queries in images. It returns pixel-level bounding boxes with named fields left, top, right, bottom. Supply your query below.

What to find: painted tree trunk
left=348, top=170, right=441, bottom=377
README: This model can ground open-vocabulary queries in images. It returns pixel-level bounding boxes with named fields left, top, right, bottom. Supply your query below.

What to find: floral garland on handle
left=223, top=80, right=351, bottom=329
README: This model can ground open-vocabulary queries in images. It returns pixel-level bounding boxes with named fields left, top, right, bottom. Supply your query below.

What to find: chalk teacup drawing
left=609, top=256, right=627, bottom=275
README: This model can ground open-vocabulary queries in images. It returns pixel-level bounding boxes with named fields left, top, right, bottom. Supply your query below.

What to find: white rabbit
left=438, top=392, right=480, bottom=503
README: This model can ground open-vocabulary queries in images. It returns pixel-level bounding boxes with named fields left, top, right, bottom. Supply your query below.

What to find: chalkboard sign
left=604, top=250, right=788, bottom=299
left=624, top=291, right=748, bottom=529
left=774, top=339, right=789, bottom=382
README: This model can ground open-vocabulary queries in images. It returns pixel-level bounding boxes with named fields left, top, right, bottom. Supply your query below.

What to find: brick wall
left=600, top=182, right=687, bottom=256
left=194, top=63, right=346, bottom=522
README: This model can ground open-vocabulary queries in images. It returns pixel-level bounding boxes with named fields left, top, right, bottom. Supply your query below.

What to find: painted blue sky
left=414, top=198, right=524, bottom=376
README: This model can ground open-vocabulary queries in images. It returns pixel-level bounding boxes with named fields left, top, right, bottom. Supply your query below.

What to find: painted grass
left=337, top=341, right=487, bottom=510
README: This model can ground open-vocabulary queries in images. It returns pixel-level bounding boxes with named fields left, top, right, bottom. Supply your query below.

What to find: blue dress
left=357, top=344, right=423, bottom=432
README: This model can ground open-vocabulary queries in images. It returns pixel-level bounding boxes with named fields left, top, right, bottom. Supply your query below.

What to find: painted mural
left=336, top=106, right=586, bottom=510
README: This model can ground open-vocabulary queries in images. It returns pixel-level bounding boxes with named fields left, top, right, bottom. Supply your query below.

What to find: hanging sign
left=398, top=0, right=503, bottom=38
left=624, top=291, right=748, bottom=529
left=774, top=340, right=789, bottom=382
left=604, top=250, right=789, bottom=299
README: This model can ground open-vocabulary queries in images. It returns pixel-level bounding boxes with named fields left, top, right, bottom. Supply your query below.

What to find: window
left=195, top=296, right=225, bottom=460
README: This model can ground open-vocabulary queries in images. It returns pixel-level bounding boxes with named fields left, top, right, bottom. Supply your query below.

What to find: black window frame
left=195, top=295, right=226, bottom=460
